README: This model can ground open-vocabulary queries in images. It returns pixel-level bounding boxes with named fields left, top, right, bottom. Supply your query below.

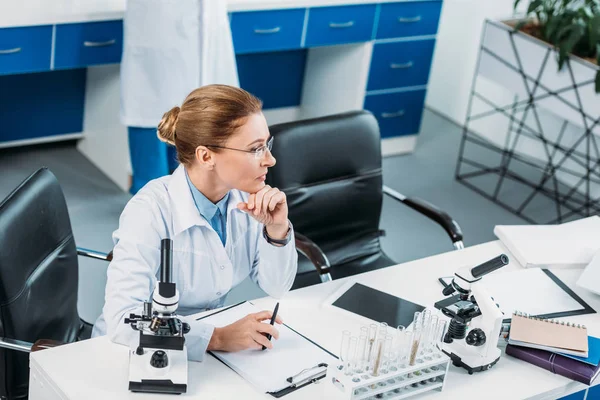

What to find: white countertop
left=0, top=0, right=409, bottom=29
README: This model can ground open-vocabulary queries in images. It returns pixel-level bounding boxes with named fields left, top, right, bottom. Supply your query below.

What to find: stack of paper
left=494, top=216, right=600, bottom=269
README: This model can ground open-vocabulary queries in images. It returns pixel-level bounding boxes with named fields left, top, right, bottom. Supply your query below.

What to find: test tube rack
left=327, top=349, right=450, bottom=400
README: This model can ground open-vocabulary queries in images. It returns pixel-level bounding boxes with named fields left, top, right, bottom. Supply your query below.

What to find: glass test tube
left=409, top=314, right=423, bottom=366
left=346, top=336, right=357, bottom=376
left=356, top=335, right=368, bottom=374
left=425, top=315, right=439, bottom=359
left=367, top=323, right=378, bottom=370
left=340, top=330, right=350, bottom=370
left=370, top=338, right=384, bottom=377
left=434, top=320, right=447, bottom=358
left=398, top=329, right=412, bottom=369
left=382, top=334, right=393, bottom=374
left=393, top=326, right=405, bottom=368
left=420, top=310, right=432, bottom=356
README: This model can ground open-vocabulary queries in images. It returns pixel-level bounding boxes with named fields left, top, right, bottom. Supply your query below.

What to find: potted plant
left=513, top=0, right=600, bottom=92
left=454, top=0, right=600, bottom=225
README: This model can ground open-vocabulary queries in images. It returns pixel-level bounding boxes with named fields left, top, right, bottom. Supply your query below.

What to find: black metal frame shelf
left=455, top=20, right=600, bottom=224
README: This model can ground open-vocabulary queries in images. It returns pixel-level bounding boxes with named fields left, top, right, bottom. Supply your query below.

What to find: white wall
left=425, top=0, right=527, bottom=125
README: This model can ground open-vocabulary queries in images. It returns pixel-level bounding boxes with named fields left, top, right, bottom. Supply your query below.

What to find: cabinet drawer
left=304, top=5, right=376, bottom=47
left=364, top=90, right=427, bottom=138
left=376, top=1, right=442, bottom=39
left=0, top=69, right=85, bottom=143
left=231, top=9, right=305, bottom=54
left=54, top=20, right=123, bottom=69
left=237, top=50, right=307, bottom=109
left=367, top=39, right=436, bottom=91
left=0, top=25, right=52, bottom=75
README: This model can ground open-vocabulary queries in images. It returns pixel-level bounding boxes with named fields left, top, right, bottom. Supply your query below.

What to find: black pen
left=262, top=302, right=279, bottom=350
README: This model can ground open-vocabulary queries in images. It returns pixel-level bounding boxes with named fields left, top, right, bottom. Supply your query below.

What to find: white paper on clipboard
left=199, top=302, right=336, bottom=394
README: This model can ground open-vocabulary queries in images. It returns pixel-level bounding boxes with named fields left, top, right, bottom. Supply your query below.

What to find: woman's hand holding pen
left=237, top=185, right=289, bottom=239
left=208, top=310, right=283, bottom=352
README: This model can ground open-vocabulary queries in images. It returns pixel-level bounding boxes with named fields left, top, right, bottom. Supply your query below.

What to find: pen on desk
left=262, top=302, right=279, bottom=351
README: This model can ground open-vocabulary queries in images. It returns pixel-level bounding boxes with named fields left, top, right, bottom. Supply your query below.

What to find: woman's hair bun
left=157, top=106, right=180, bottom=145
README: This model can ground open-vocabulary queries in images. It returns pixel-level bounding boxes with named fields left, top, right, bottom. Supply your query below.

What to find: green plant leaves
left=528, top=0, right=544, bottom=13
left=513, top=0, right=599, bottom=92
left=591, top=15, right=600, bottom=49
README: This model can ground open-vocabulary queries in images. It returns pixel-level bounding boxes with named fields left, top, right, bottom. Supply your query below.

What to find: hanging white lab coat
left=91, top=166, right=298, bottom=361
left=120, top=0, right=239, bottom=127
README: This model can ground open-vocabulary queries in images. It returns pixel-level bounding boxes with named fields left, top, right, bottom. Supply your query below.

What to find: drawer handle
left=390, top=61, right=414, bottom=69
left=0, top=47, right=22, bottom=55
left=398, top=16, right=422, bottom=23
left=254, top=27, right=281, bottom=34
left=84, top=39, right=116, bottom=47
left=381, top=110, right=405, bottom=119
left=329, top=21, right=355, bottom=28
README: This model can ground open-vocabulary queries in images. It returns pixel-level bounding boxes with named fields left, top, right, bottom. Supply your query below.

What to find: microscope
left=434, top=254, right=509, bottom=375
left=124, top=238, right=191, bottom=394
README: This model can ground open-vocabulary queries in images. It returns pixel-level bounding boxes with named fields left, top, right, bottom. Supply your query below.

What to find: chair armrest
left=383, top=185, right=464, bottom=249
left=77, top=247, right=113, bottom=262
left=0, top=338, right=65, bottom=353
left=295, top=233, right=333, bottom=282
left=0, top=338, right=33, bottom=353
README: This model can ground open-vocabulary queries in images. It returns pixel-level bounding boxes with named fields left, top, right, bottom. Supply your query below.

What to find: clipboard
left=437, top=268, right=595, bottom=323
left=196, top=301, right=337, bottom=397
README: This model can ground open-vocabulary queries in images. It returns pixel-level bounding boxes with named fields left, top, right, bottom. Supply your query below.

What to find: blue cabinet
left=1, top=1, right=444, bottom=148
left=237, top=50, right=307, bottom=109
left=0, top=26, right=52, bottom=75
left=367, top=38, right=436, bottom=91
left=304, top=4, right=377, bottom=47
left=54, top=20, right=123, bottom=69
left=230, top=9, right=305, bottom=54
left=364, top=89, right=427, bottom=138
left=0, top=69, right=86, bottom=142
left=376, top=1, right=443, bottom=39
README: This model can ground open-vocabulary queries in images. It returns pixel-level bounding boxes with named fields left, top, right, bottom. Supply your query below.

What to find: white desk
left=29, top=241, right=600, bottom=399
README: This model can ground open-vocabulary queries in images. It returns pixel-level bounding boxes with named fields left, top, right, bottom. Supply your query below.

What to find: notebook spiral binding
left=513, top=310, right=586, bottom=329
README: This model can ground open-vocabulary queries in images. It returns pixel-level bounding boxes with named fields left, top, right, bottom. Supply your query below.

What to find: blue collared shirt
left=185, top=170, right=229, bottom=246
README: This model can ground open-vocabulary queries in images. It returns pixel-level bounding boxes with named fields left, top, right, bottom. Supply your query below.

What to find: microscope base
left=128, top=345, right=188, bottom=394
left=129, top=380, right=187, bottom=394
left=443, top=349, right=500, bottom=375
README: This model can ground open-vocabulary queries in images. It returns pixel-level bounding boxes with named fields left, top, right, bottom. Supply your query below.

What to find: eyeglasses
left=207, top=136, right=273, bottom=160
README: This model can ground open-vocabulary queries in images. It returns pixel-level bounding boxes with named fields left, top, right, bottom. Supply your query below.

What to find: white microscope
left=434, top=254, right=509, bottom=375
left=124, top=238, right=190, bottom=394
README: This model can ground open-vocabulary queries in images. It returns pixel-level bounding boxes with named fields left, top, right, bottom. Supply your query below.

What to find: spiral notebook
left=508, top=312, right=589, bottom=357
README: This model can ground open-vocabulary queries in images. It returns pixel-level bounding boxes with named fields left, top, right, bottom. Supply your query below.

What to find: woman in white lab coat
left=92, top=85, right=298, bottom=361
left=121, top=0, right=238, bottom=193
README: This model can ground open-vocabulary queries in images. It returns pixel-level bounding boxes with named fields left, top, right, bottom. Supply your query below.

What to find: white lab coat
left=120, top=0, right=239, bottom=127
left=92, top=166, right=298, bottom=361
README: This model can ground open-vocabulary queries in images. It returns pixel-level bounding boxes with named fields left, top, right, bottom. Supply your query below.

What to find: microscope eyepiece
left=471, top=254, right=509, bottom=279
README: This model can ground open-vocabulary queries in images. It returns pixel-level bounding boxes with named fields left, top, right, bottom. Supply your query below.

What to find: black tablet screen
left=332, top=283, right=425, bottom=328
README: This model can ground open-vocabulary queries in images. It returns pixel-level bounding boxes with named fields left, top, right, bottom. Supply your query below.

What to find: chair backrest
left=0, top=168, right=80, bottom=399
left=267, top=110, right=384, bottom=266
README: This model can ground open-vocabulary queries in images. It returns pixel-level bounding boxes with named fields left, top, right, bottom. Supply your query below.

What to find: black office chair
left=267, top=110, right=464, bottom=289
left=0, top=167, right=112, bottom=400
